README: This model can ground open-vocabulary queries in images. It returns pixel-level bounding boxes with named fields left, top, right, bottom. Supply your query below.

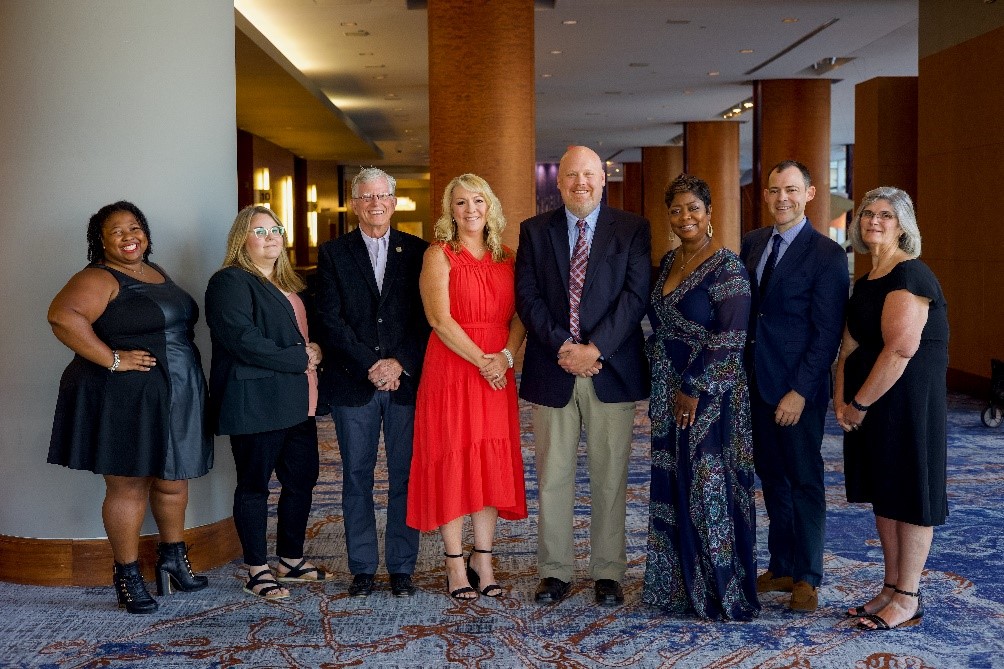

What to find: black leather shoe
left=594, top=579, right=624, bottom=606
left=348, top=573, right=375, bottom=597
left=534, top=577, right=570, bottom=604
left=390, top=573, right=416, bottom=597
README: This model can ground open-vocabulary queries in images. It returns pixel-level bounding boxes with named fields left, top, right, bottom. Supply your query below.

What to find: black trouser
left=230, top=417, right=319, bottom=566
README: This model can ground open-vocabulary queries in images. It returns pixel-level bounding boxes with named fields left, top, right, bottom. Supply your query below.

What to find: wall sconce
left=396, top=196, right=417, bottom=211
left=307, top=184, right=318, bottom=247
left=253, top=167, right=271, bottom=207
left=279, top=176, right=293, bottom=247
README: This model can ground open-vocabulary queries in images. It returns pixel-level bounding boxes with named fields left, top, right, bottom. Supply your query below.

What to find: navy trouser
left=751, top=391, right=826, bottom=587
left=332, top=391, right=419, bottom=576
left=230, top=417, right=319, bottom=566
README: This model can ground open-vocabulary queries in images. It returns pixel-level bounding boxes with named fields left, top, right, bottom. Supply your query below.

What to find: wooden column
left=853, top=77, right=918, bottom=279
left=641, top=146, right=684, bottom=265
left=428, top=0, right=535, bottom=249
left=684, top=121, right=741, bottom=252
left=753, top=79, right=831, bottom=232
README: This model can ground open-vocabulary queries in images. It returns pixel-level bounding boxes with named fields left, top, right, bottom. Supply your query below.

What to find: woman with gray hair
left=834, top=187, right=948, bottom=631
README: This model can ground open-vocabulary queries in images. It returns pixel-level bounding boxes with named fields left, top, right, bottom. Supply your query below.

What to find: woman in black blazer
left=205, top=205, right=332, bottom=599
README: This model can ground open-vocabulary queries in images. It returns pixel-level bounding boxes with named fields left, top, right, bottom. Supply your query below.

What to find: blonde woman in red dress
left=407, top=174, right=527, bottom=600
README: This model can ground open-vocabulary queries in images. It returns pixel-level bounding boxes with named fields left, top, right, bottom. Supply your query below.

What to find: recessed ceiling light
left=743, top=101, right=754, bottom=109
left=542, top=73, right=552, bottom=78
left=550, top=50, right=562, bottom=54
left=708, top=71, right=720, bottom=76
left=373, top=75, right=386, bottom=80
left=782, top=17, right=798, bottom=23
left=739, top=49, right=754, bottom=54
left=340, top=22, right=357, bottom=27
left=562, top=19, right=577, bottom=25
left=384, top=93, right=400, bottom=100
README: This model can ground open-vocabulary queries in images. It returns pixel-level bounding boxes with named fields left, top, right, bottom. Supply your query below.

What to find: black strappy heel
left=444, top=552, right=477, bottom=601
left=856, top=587, right=924, bottom=630
left=466, top=548, right=502, bottom=597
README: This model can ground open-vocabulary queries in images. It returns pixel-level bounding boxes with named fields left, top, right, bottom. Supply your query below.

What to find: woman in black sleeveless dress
left=835, top=187, right=948, bottom=631
left=48, top=201, right=213, bottom=613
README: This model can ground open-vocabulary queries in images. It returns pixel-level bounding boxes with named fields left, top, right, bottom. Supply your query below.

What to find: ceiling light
left=550, top=50, right=562, bottom=54
left=373, top=75, right=386, bottom=80
left=739, top=49, right=754, bottom=54
left=340, top=22, right=357, bottom=27
left=716, top=97, right=754, bottom=120
left=782, top=17, right=798, bottom=23
left=708, top=71, right=720, bottom=76
left=807, top=56, right=854, bottom=74
left=384, top=93, right=400, bottom=100
left=562, top=19, right=577, bottom=25
left=541, top=73, right=552, bottom=78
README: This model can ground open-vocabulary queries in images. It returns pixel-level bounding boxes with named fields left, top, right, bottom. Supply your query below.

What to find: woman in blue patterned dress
left=642, top=174, right=760, bottom=621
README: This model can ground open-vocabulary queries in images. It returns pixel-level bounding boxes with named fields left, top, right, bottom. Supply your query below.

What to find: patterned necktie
left=568, top=218, right=589, bottom=342
left=759, top=234, right=783, bottom=297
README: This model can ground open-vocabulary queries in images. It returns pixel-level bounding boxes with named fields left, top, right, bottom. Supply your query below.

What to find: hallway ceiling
left=234, top=0, right=919, bottom=169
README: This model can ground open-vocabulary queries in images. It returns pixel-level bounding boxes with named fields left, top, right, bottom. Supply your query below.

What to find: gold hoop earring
left=707, top=221, right=714, bottom=238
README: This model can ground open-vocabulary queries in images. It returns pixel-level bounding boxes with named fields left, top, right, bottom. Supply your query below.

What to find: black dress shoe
left=390, top=573, right=416, bottom=597
left=594, top=579, right=624, bottom=606
left=534, top=577, right=570, bottom=604
left=348, top=573, right=375, bottom=597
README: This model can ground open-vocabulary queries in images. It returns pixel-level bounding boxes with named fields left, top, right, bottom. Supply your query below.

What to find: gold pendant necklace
left=677, top=237, right=711, bottom=272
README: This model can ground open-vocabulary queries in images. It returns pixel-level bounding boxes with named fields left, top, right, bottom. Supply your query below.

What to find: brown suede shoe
left=756, top=571, right=794, bottom=593
left=789, top=580, right=818, bottom=612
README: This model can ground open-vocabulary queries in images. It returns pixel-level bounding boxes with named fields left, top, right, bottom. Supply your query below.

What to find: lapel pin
left=395, top=246, right=402, bottom=253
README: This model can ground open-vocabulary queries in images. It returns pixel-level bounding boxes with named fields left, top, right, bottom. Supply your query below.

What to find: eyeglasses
left=860, top=210, right=897, bottom=221
left=352, top=193, right=395, bottom=202
left=250, top=225, right=285, bottom=239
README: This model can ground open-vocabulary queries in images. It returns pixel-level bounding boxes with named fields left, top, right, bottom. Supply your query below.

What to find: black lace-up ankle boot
left=155, top=541, right=209, bottom=595
left=113, top=560, right=158, bottom=614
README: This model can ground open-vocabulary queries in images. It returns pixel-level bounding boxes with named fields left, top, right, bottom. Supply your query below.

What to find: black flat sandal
left=466, top=548, right=502, bottom=597
left=243, top=569, right=289, bottom=600
left=857, top=587, right=924, bottom=630
left=276, top=557, right=334, bottom=582
left=846, top=582, right=896, bottom=617
left=444, top=552, right=477, bottom=601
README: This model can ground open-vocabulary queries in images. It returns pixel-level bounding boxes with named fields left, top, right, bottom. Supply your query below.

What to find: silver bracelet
left=501, top=347, right=514, bottom=369
left=108, top=350, right=120, bottom=373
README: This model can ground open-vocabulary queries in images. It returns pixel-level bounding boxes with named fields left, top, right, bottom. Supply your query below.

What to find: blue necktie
left=759, top=234, right=783, bottom=297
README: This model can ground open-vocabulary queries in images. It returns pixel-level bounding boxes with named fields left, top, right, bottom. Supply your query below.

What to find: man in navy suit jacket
left=316, top=168, right=430, bottom=599
left=740, top=160, right=848, bottom=612
left=516, top=146, right=651, bottom=606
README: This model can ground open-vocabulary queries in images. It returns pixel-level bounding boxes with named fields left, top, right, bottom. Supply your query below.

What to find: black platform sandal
left=857, top=587, right=924, bottom=630
left=444, top=552, right=477, bottom=601
left=846, top=582, right=896, bottom=617
left=243, top=568, right=289, bottom=600
left=466, top=548, right=502, bottom=597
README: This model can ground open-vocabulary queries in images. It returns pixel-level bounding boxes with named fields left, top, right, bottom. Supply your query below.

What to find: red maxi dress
left=406, top=243, right=527, bottom=532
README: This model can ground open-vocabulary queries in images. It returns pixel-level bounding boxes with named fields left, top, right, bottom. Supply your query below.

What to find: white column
left=0, top=0, right=237, bottom=538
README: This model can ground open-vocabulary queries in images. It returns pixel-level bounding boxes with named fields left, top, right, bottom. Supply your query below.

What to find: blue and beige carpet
left=3, top=392, right=1003, bottom=668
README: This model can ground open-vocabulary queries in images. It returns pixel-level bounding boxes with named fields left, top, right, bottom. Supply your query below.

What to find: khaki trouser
left=532, top=376, right=635, bottom=583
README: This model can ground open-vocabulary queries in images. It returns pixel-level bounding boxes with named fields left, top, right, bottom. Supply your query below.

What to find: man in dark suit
left=740, top=160, right=849, bottom=612
left=316, top=167, right=430, bottom=598
left=516, top=145, right=651, bottom=606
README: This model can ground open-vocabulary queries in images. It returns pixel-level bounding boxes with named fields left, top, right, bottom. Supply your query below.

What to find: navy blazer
left=515, top=205, right=651, bottom=407
left=740, top=220, right=849, bottom=409
left=204, top=266, right=311, bottom=436
left=315, top=227, right=429, bottom=407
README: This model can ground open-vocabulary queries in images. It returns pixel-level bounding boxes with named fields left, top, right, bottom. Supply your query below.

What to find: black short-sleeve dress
left=48, top=264, right=214, bottom=480
left=842, top=259, right=949, bottom=526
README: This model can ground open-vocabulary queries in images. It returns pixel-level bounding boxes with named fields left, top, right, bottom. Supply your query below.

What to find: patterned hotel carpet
left=3, top=392, right=1004, bottom=668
